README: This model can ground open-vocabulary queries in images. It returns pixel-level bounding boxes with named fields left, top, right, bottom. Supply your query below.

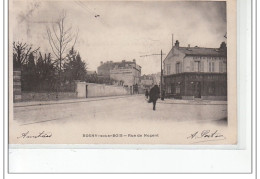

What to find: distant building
left=110, top=59, right=141, bottom=87
left=140, top=75, right=154, bottom=91
left=97, top=61, right=115, bottom=78
left=151, top=72, right=161, bottom=86
left=163, top=40, right=227, bottom=100
left=97, top=59, right=142, bottom=94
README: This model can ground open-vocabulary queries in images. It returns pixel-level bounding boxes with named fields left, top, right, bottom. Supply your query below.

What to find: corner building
left=163, top=40, right=227, bottom=100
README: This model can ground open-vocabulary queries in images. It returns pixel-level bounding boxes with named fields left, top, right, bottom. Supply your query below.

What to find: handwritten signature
left=17, top=131, right=52, bottom=139
left=187, top=130, right=225, bottom=143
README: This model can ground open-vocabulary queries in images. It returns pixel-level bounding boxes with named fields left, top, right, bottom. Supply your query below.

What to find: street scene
left=10, top=1, right=233, bottom=144
left=14, top=96, right=227, bottom=126
left=11, top=95, right=228, bottom=144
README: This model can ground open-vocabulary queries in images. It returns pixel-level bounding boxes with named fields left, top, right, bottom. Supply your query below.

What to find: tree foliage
left=21, top=52, right=57, bottom=91
left=14, top=41, right=89, bottom=92
left=13, top=41, right=39, bottom=69
left=63, top=47, right=87, bottom=83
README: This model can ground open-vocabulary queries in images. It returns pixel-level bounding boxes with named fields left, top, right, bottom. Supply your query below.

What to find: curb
left=14, top=95, right=136, bottom=108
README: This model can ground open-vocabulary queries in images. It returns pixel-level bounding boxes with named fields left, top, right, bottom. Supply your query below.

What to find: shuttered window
left=194, top=61, right=200, bottom=72
left=176, top=63, right=180, bottom=74
left=166, top=65, right=171, bottom=75
left=201, top=61, right=204, bottom=72
left=191, top=61, right=194, bottom=72
left=209, top=62, right=215, bottom=72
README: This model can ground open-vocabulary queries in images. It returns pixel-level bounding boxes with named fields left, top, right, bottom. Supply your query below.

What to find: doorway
left=194, top=82, right=201, bottom=98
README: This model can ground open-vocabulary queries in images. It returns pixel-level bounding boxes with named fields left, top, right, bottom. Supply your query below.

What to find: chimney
left=220, top=42, right=227, bottom=50
left=188, top=44, right=190, bottom=48
left=133, top=59, right=136, bottom=63
left=100, top=61, right=103, bottom=65
left=122, top=60, right=126, bottom=63
left=175, top=40, right=179, bottom=48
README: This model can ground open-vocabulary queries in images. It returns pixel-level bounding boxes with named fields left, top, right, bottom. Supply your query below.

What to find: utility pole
left=140, top=50, right=166, bottom=96
left=172, top=34, right=174, bottom=47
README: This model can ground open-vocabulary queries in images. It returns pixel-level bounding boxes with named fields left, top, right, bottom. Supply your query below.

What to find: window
left=223, top=62, right=227, bottom=72
left=209, top=62, right=215, bottom=72
left=166, top=65, right=171, bottom=75
left=219, top=61, right=223, bottom=72
left=176, top=63, right=180, bottom=73
left=176, top=86, right=180, bottom=94
left=208, top=82, right=215, bottom=94
left=194, top=61, right=200, bottom=72
left=167, top=85, right=171, bottom=93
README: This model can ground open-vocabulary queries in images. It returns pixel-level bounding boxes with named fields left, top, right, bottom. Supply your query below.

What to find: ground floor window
left=166, top=85, right=171, bottom=93
left=208, top=82, right=215, bottom=94
left=176, top=85, right=180, bottom=94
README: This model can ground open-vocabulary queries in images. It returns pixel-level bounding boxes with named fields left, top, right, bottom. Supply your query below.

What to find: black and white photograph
left=9, top=0, right=237, bottom=145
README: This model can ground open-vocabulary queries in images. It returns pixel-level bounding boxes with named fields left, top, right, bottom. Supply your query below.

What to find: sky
left=11, top=0, right=227, bottom=74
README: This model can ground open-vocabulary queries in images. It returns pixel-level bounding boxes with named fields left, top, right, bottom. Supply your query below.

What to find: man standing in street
left=149, top=84, right=160, bottom=111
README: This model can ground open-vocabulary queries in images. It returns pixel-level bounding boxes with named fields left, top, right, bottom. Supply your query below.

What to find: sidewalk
left=14, top=95, right=137, bottom=107
left=157, top=98, right=227, bottom=105
left=14, top=94, right=227, bottom=107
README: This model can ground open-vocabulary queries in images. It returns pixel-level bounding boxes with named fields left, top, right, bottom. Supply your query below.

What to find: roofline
left=163, top=46, right=227, bottom=62
left=185, top=54, right=227, bottom=57
left=163, top=46, right=174, bottom=63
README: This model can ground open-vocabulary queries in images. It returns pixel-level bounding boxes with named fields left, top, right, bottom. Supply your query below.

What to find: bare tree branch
left=46, top=28, right=60, bottom=59
left=52, top=23, right=60, bottom=42
left=72, top=28, right=79, bottom=48
left=46, top=10, right=79, bottom=70
left=47, top=27, right=60, bottom=52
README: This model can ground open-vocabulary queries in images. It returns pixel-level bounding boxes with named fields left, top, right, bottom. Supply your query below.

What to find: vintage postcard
left=9, top=0, right=237, bottom=145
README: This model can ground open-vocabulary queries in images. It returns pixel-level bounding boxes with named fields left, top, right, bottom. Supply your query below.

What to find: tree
left=85, top=72, right=98, bottom=83
left=35, top=52, right=57, bottom=91
left=13, top=41, right=39, bottom=69
left=21, top=52, right=36, bottom=91
left=21, top=52, right=57, bottom=91
left=46, top=10, right=78, bottom=95
left=63, top=47, right=87, bottom=83
left=46, top=10, right=78, bottom=71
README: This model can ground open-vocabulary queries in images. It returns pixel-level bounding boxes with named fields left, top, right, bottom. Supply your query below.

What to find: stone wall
left=76, top=82, right=129, bottom=98
left=21, top=92, right=77, bottom=101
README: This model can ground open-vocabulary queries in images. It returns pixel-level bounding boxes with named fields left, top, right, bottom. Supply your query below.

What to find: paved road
left=10, top=95, right=229, bottom=144
left=13, top=95, right=227, bottom=126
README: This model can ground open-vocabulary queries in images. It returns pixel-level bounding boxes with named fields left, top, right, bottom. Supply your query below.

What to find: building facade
left=163, top=40, right=227, bottom=100
left=139, top=75, right=154, bottom=93
left=97, top=61, right=115, bottom=78
left=152, top=72, right=161, bottom=86
left=110, top=59, right=141, bottom=87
